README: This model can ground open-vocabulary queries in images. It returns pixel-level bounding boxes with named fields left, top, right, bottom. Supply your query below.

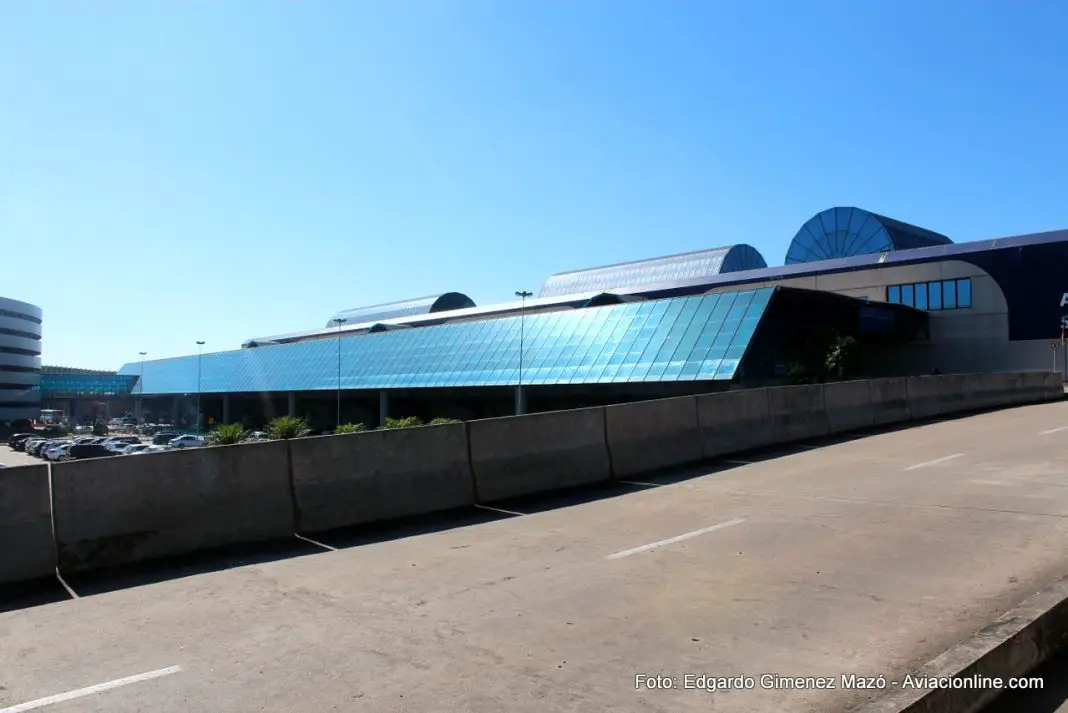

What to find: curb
left=853, top=574, right=1068, bottom=713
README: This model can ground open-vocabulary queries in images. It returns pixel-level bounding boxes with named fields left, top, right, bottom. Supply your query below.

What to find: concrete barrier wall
left=868, top=377, right=910, bottom=426
left=937, top=374, right=971, bottom=415
left=469, top=407, right=610, bottom=502
left=697, top=388, right=774, bottom=458
left=906, top=375, right=942, bottom=419
left=605, top=396, right=701, bottom=478
left=52, top=440, right=294, bottom=573
left=768, top=384, right=828, bottom=443
left=289, top=423, right=474, bottom=533
left=823, top=380, right=874, bottom=433
left=0, top=464, right=56, bottom=584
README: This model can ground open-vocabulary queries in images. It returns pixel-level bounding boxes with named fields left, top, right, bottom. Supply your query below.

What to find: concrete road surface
left=3, top=402, right=1068, bottom=713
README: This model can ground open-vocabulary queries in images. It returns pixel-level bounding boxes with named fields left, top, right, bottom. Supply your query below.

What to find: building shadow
left=0, top=578, right=71, bottom=614
left=307, top=506, right=515, bottom=550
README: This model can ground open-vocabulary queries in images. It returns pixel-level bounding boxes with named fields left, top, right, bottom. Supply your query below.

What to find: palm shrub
left=334, top=422, right=367, bottom=434
left=429, top=417, right=460, bottom=425
left=267, top=415, right=312, bottom=440
left=209, top=422, right=247, bottom=446
left=381, top=416, right=424, bottom=430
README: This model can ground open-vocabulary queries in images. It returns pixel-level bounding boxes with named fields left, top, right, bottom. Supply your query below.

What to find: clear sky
left=2, top=1, right=1066, bottom=369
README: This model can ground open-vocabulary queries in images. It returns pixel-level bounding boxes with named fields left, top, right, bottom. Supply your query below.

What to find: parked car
left=152, top=431, right=180, bottom=446
left=169, top=435, right=205, bottom=449
left=122, top=444, right=151, bottom=455
left=68, top=443, right=114, bottom=460
left=26, top=439, right=50, bottom=457
left=7, top=433, right=37, bottom=449
left=104, top=441, right=132, bottom=455
left=44, top=442, right=73, bottom=461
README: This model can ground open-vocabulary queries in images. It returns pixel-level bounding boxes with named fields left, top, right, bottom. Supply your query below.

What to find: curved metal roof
left=785, top=207, right=952, bottom=265
left=325, top=292, right=475, bottom=328
left=538, top=244, right=768, bottom=298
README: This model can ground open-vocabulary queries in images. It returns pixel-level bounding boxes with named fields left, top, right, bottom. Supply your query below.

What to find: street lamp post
left=514, top=290, right=533, bottom=415
left=195, top=341, right=205, bottom=436
left=332, top=318, right=347, bottom=427
left=138, top=351, right=147, bottom=425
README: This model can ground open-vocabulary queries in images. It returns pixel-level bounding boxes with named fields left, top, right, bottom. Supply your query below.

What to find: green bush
left=428, top=417, right=460, bottom=425
left=210, top=422, right=247, bottom=446
left=334, top=422, right=368, bottom=434
left=381, top=416, right=424, bottom=430
left=267, top=415, right=312, bottom=440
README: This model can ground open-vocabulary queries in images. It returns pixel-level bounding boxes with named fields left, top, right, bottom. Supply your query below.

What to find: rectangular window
left=928, top=281, right=942, bottom=310
left=942, top=280, right=957, bottom=309
left=887, top=285, right=900, bottom=304
left=901, top=284, right=914, bottom=307
left=956, top=278, right=972, bottom=308
left=914, top=282, right=928, bottom=310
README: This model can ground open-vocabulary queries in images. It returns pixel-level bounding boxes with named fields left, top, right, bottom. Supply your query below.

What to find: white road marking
left=54, top=572, right=79, bottom=599
left=904, top=453, right=963, bottom=471
left=295, top=533, right=336, bottom=552
left=606, top=518, right=746, bottom=560
left=1040, top=426, right=1068, bottom=435
left=724, top=459, right=753, bottom=466
left=475, top=504, right=525, bottom=516
left=617, top=480, right=662, bottom=487
left=0, top=666, right=183, bottom=713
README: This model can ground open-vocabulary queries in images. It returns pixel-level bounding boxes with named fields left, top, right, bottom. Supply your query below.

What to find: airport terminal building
left=91, top=206, right=1067, bottom=427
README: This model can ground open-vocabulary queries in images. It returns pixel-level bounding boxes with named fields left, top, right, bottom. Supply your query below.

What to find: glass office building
left=0, top=296, right=42, bottom=423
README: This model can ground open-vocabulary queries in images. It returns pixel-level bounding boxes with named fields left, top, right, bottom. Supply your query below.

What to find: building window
left=885, top=278, right=972, bottom=312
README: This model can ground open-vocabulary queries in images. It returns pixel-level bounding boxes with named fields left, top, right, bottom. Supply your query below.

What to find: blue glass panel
left=900, top=284, right=914, bottom=307
left=942, top=280, right=957, bottom=309
left=956, top=278, right=972, bottom=308
left=914, top=282, right=928, bottom=310
left=927, top=282, right=942, bottom=310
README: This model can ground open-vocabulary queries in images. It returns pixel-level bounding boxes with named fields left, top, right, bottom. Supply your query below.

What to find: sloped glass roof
left=39, top=373, right=140, bottom=397
left=539, top=245, right=767, bottom=298
left=122, top=289, right=774, bottom=394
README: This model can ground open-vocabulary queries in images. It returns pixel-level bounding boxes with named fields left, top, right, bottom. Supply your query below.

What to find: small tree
left=429, top=417, right=460, bottom=425
left=825, top=334, right=858, bottom=380
left=210, top=422, right=247, bottom=446
left=334, top=422, right=367, bottom=434
left=267, top=415, right=312, bottom=440
left=381, top=416, right=424, bottom=430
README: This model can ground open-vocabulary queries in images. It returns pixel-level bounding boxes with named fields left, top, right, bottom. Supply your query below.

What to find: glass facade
left=538, top=245, right=767, bottom=298
left=886, top=278, right=972, bottom=311
left=785, top=207, right=952, bottom=265
left=121, top=289, right=775, bottom=394
left=39, top=373, right=140, bottom=397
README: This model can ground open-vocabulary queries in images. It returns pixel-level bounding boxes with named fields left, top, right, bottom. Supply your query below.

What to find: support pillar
left=378, top=390, right=389, bottom=426
left=222, top=395, right=231, bottom=424
left=514, top=385, right=526, bottom=416
left=171, top=396, right=180, bottom=425
left=288, top=392, right=296, bottom=417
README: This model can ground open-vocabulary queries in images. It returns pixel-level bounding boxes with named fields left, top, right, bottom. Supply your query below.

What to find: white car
left=122, top=444, right=151, bottom=455
left=104, top=441, right=133, bottom=455
left=44, top=443, right=73, bottom=461
left=168, top=435, right=205, bottom=449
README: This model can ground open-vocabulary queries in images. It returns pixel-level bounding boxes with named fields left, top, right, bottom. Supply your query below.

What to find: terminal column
left=378, top=390, right=389, bottom=427
left=287, top=392, right=296, bottom=417
left=222, top=395, right=231, bottom=424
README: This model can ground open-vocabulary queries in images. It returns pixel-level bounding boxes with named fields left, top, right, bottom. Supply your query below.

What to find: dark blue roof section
left=538, top=244, right=768, bottom=298
left=325, top=292, right=475, bottom=328
left=785, top=207, right=952, bottom=265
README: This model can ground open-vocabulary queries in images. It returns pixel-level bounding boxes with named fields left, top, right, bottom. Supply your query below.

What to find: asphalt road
left=3, top=401, right=1068, bottom=712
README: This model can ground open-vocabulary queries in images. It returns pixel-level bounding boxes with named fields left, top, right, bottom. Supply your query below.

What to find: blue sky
left=2, top=1, right=1066, bottom=369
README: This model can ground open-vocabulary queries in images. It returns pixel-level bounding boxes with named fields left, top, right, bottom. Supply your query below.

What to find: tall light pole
left=514, top=290, right=533, bottom=415
left=332, top=317, right=347, bottom=427
left=195, top=340, right=205, bottom=436
left=138, top=351, right=147, bottom=425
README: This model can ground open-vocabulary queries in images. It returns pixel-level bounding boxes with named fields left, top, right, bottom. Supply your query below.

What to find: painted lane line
left=475, top=504, right=525, bottom=517
left=606, top=518, right=747, bottom=560
left=295, top=533, right=337, bottom=552
left=0, top=666, right=183, bottom=713
left=1040, top=426, right=1068, bottom=435
left=904, top=453, right=963, bottom=471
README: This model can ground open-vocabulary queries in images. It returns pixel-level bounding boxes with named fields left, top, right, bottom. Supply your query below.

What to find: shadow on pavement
left=309, top=506, right=515, bottom=549
left=0, top=578, right=71, bottom=614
